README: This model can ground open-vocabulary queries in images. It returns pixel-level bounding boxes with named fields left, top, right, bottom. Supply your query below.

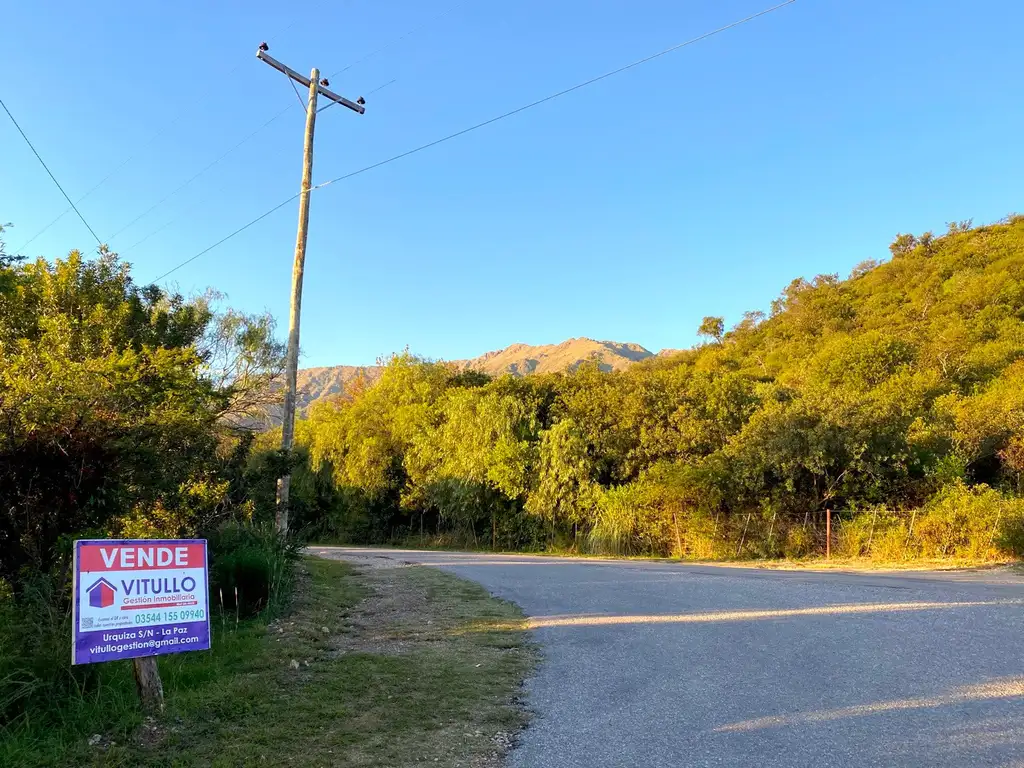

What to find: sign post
left=72, top=539, right=211, bottom=711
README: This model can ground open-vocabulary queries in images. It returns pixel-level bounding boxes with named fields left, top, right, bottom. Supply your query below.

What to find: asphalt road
left=312, top=548, right=1024, bottom=767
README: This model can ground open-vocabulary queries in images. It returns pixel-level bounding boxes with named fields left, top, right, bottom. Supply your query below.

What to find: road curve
left=312, top=548, right=1024, bottom=767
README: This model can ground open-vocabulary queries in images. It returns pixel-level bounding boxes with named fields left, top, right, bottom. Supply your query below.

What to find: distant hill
left=295, top=365, right=381, bottom=412
left=291, top=338, right=654, bottom=413
left=465, top=338, right=653, bottom=376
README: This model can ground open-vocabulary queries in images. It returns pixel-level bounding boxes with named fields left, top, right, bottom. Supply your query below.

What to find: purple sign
left=72, top=539, right=211, bottom=665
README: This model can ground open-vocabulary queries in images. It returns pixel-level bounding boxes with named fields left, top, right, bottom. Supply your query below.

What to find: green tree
left=0, top=249, right=282, bottom=583
left=526, top=419, right=599, bottom=539
left=698, top=316, right=725, bottom=343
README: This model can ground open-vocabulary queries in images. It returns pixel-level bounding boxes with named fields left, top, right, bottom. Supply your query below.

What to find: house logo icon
left=86, top=577, right=116, bottom=608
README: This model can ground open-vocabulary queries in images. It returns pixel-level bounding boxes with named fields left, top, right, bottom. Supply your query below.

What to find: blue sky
left=3, top=0, right=1023, bottom=367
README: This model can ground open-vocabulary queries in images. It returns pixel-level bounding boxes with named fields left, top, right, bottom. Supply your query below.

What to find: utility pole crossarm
left=257, top=49, right=366, bottom=114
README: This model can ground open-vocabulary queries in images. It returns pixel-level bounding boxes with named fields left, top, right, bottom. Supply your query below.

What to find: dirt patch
left=308, top=553, right=538, bottom=768
left=332, top=564, right=444, bottom=655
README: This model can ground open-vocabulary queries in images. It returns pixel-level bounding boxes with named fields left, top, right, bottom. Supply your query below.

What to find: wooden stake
left=826, top=508, right=831, bottom=559
left=132, top=656, right=164, bottom=713
left=904, top=509, right=918, bottom=553
left=672, top=510, right=683, bottom=558
left=990, top=508, right=1003, bottom=549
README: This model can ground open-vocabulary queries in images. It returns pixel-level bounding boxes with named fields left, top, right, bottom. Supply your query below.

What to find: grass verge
left=1, top=557, right=536, bottom=767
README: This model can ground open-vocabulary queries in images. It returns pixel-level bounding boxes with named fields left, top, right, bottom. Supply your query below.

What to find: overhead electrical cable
left=1, top=96, right=104, bottom=246
left=11, top=12, right=319, bottom=253
left=150, top=0, right=796, bottom=282
left=109, top=0, right=469, bottom=246
left=317, top=0, right=470, bottom=115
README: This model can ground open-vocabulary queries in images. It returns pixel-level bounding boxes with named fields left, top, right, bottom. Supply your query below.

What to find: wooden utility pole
left=257, top=44, right=365, bottom=533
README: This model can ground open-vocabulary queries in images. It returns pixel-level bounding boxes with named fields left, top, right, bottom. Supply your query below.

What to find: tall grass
left=207, top=522, right=303, bottom=617
left=579, top=482, right=1024, bottom=563
left=0, top=571, right=141, bottom=748
left=832, top=484, right=1024, bottom=561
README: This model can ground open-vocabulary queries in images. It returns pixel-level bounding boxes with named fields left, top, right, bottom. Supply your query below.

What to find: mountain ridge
left=294, top=337, right=657, bottom=411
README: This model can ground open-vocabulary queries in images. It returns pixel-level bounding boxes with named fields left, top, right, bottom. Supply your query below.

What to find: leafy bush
left=0, top=250, right=283, bottom=585
left=0, top=237, right=287, bottom=746
left=782, top=525, right=814, bottom=558
left=914, top=482, right=1024, bottom=559
left=207, top=523, right=302, bottom=616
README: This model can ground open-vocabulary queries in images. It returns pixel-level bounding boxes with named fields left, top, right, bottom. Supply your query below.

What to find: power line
left=106, top=104, right=296, bottom=242
left=314, top=0, right=795, bottom=194
left=1, top=96, right=103, bottom=247
left=14, top=60, right=255, bottom=254
left=122, top=175, right=240, bottom=253
left=151, top=195, right=301, bottom=283
left=17, top=154, right=148, bottom=253
left=12, top=13, right=322, bottom=254
left=149, top=0, right=796, bottom=283
left=366, top=78, right=399, bottom=97
left=319, top=77, right=397, bottom=113
left=110, top=3, right=461, bottom=247
left=120, top=77, right=400, bottom=258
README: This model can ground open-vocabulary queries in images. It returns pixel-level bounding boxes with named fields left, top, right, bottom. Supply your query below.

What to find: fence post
left=736, top=512, right=752, bottom=557
left=904, top=509, right=918, bottom=554
left=671, top=510, right=684, bottom=559
left=866, top=508, right=879, bottom=556
left=826, top=508, right=831, bottom=559
left=989, top=508, right=1003, bottom=549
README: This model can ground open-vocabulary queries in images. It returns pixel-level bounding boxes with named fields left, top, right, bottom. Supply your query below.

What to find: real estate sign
left=72, top=539, right=210, bottom=665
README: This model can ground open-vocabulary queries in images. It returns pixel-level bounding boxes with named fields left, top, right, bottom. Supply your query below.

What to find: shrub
left=995, top=518, right=1024, bottom=558
left=680, top=513, right=731, bottom=560
left=782, top=525, right=814, bottom=558
left=207, top=523, right=302, bottom=617
left=914, top=482, right=1024, bottom=559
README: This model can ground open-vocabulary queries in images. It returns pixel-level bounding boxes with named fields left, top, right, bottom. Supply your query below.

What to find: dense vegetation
left=6, top=214, right=1024, bottom=754
left=0, top=227, right=297, bottom=738
left=285, top=216, right=1024, bottom=561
